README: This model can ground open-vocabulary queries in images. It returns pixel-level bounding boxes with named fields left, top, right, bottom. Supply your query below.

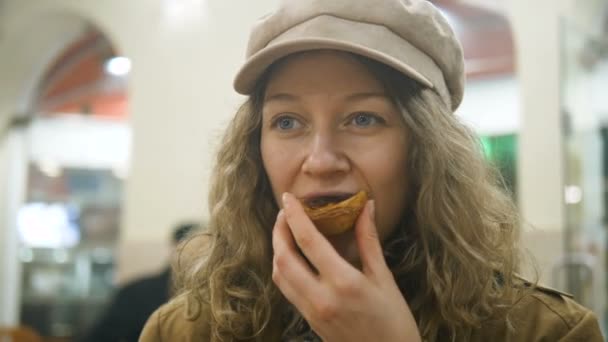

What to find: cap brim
left=234, top=15, right=444, bottom=96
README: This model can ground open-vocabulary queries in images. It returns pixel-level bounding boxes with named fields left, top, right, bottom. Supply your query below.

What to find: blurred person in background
left=80, top=222, right=200, bottom=342
left=140, top=0, right=603, bottom=341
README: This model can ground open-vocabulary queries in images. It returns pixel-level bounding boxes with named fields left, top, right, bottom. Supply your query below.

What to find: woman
left=140, top=0, right=603, bottom=341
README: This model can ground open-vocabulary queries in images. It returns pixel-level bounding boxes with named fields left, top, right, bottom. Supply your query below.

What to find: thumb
left=354, top=200, right=387, bottom=275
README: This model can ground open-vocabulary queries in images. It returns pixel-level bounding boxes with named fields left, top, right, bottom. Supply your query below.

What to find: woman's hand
left=272, top=192, right=421, bottom=342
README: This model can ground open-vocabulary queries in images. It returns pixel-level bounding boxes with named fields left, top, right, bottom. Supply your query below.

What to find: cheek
left=261, top=136, right=295, bottom=199
left=356, top=143, right=409, bottom=240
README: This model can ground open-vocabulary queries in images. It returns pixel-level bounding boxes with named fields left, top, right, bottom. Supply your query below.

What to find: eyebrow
left=264, top=91, right=390, bottom=103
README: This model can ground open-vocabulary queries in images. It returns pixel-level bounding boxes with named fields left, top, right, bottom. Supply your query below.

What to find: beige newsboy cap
left=233, top=0, right=465, bottom=111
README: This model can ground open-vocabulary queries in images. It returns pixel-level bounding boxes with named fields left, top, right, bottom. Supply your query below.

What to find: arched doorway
left=0, top=12, right=130, bottom=340
left=18, top=26, right=130, bottom=339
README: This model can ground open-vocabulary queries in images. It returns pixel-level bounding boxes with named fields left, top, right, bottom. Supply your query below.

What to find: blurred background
left=0, top=0, right=607, bottom=340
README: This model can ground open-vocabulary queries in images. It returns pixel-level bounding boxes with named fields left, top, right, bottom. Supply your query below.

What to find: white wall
left=0, top=130, right=28, bottom=325
left=508, top=0, right=564, bottom=234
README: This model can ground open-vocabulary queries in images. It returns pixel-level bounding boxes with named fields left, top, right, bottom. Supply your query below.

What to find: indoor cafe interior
left=0, top=0, right=607, bottom=340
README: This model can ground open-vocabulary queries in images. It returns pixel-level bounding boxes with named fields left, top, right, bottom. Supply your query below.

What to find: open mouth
left=305, top=194, right=353, bottom=208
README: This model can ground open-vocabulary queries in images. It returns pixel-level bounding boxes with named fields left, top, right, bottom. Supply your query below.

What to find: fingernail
left=277, top=209, right=284, bottom=218
left=369, top=200, right=375, bottom=221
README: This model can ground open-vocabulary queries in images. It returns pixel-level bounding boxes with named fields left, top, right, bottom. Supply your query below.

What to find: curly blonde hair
left=175, top=55, right=528, bottom=341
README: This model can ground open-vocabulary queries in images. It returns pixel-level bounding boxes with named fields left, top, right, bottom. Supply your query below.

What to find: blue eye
left=351, top=112, right=381, bottom=126
left=273, top=116, right=300, bottom=130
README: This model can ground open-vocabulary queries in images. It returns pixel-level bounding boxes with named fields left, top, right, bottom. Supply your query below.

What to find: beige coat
left=139, top=284, right=603, bottom=341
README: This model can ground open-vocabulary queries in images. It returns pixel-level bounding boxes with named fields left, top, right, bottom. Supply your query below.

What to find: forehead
left=264, top=50, right=386, bottom=99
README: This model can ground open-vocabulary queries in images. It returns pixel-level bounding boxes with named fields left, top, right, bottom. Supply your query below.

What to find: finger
left=272, top=256, right=333, bottom=329
left=272, top=209, right=321, bottom=298
left=354, top=200, right=388, bottom=276
left=272, top=256, right=311, bottom=314
left=281, top=192, right=353, bottom=276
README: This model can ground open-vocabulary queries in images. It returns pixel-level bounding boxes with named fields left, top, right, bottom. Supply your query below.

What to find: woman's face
left=260, top=50, right=411, bottom=263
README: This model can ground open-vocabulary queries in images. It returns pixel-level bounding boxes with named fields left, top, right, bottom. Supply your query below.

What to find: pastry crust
left=302, top=191, right=368, bottom=235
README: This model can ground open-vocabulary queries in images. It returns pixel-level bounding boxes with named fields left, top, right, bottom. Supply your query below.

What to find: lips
left=299, top=190, right=368, bottom=236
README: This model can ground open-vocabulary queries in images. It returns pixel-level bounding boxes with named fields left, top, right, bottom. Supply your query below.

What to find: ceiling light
left=105, top=56, right=131, bottom=76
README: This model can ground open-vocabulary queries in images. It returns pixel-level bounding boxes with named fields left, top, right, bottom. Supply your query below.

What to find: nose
left=301, top=133, right=350, bottom=177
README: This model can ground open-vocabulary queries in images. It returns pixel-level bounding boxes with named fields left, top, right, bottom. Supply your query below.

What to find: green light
left=480, top=137, right=493, bottom=160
